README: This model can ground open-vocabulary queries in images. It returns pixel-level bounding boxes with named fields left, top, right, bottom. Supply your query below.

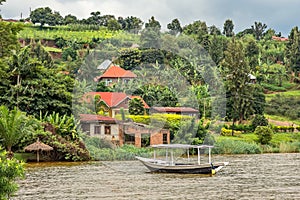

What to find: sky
left=1, top=0, right=300, bottom=36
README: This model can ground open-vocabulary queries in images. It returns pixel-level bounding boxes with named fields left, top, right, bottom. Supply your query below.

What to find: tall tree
left=223, top=19, right=234, bottom=37
left=86, top=11, right=101, bottom=25
left=107, top=19, right=121, bottom=31
left=0, top=21, right=22, bottom=57
left=30, top=7, right=54, bottom=27
left=209, top=25, right=221, bottom=35
left=124, top=16, right=143, bottom=33
left=209, top=35, right=226, bottom=65
left=251, top=21, right=267, bottom=40
left=286, top=26, right=300, bottom=74
left=145, top=16, right=161, bottom=31
left=64, top=14, right=78, bottom=25
left=245, top=36, right=260, bottom=69
left=221, top=38, right=252, bottom=128
left=183, top=20, right=208, bottom=44
left=167, top=18, right=182, bottom=35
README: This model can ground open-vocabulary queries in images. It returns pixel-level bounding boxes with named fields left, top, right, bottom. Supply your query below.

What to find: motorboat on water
left=136, top=144, right=229, bottom=174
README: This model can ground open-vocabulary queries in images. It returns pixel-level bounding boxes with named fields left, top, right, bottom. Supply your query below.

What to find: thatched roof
left=24, top=141, right=53, bottom=151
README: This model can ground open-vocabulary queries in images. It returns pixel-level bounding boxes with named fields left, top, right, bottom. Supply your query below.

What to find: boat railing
left=151, top=144, right=214, bottom=166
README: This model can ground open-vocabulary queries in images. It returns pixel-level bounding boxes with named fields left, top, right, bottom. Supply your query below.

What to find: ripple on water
left=13, top=153, right=300, bottom=200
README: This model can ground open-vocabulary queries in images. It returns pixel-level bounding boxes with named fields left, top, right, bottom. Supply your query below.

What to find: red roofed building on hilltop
left=271, top=36, right=288, bottom=42
left=83, top=92, right=149, bottom=118
left=96, top=65, right=137, bottom=86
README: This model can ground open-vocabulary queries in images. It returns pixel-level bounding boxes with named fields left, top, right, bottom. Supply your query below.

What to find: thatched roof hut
left=24, top=140, right=53, bottom=162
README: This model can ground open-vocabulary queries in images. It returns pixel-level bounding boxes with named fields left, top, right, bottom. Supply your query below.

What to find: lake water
left=13, top=153, right=300, bottom=200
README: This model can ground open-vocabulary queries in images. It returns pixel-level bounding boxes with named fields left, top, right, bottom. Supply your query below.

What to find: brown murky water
left=13, top=153, right=300, bottom=200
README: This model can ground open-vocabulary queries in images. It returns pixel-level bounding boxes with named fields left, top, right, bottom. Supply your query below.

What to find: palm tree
left=0, top=106, right=34, bottom=158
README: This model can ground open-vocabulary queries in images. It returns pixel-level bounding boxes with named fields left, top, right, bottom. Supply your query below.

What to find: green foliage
left=0, top=21, right=23, bottom=57
left=0, top=106, right=35, bottom=155
left=30, top=7, right=63, bottom=27
left=213, top=138, right=262, bottom=154
left=254, top=126, right=273, bottom=144
left=223, top=19, right=234, bottom=37
left=0, top=148, right=25, bottom=200
left=221, top=127, right=242, bottom=136
left=41, top=112, right=80, bottom=140
left=265, top=95, right=300, bottom=120
left=167, top=18, right=182, bottom=35
left=36, top=131, right=90, bottom=161
left=129, top=98, right=145, bottom=115
left=85, top=143, right=152, bottom=161
left=222, top=37, right=252, bottom=123
left=271, top=125, right=295, bottom=133
left=251, top=115, right=268, bottom=130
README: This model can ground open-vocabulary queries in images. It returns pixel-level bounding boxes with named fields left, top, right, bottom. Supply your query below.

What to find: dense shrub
left=224, top=124, right=253, bottom=133
left=0, top=148, right=24, bottom=200
left=86, top=144, right=153, bottom=161
left=221, top=127, right=242, bottom=136
left=265, top=95, right=300, bottom=120
left=254, top=126, right=273, bottom=145
left=272, top=126, right=295, bottom=132
left=212, top=139, right=262, bottom=154
left=251, top=115, right=268, bottom=130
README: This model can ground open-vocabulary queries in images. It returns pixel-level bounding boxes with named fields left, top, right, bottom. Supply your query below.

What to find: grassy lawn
left=265, top=90, right=300, bottom=101
left=215, top=132, right=300, bottom=145
left=44, top=46, right=62, bottom=52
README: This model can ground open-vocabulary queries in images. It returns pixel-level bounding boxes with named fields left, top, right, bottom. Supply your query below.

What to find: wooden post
left=208, top=147, right=211, bottom=164
left=37, top=150, right=40, bottom=162
left=197, top=147, right=200, bottom=165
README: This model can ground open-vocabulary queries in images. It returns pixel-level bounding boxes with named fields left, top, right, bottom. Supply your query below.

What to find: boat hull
left=136, top=156, right=228, bottom=174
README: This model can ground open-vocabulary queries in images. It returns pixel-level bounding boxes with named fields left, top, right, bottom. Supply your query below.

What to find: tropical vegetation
left=1, top=5, right=300, bottom=162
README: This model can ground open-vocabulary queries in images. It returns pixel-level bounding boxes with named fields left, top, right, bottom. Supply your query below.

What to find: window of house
left=105, top=79, right=112, bottom=86
left=81, top=124, right=90, bottom=133
left=94, top=125, right=101, bottom=135
left=104, top=126, right=111, bottom=135
left=125, top=134, right=135, bottom=144
left=163, top=133, right=168, bottom=144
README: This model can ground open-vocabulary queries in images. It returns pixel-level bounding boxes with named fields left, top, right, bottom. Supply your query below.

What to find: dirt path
left=268, top=119, right=295, bottom=126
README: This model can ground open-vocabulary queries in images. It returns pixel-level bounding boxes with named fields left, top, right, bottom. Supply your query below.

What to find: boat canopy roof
left=151, top=144, right=214, bottom=149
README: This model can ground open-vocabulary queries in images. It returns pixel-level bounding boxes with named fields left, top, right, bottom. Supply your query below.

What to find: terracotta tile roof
left=84, top=92, right=149, bottom=108
left=151, top=107, right=199, bottom=113
left=79, top=114, right=117, bottom=123
left=84, top=92, right=127, bottom=107
left=272, top=36, right=288, bottom=41
left=100, top=65, right=137, bottom=79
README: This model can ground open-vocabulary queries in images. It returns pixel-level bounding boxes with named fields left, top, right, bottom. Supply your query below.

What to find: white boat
left=136, top=144, right=229, bottom=174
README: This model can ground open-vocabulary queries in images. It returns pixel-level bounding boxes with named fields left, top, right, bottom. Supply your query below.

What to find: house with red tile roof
left=150, top=107, right=199, bottom=118
left=83, top=92, right=149, bottom=118
left=96, top=65, right=137, bottom=86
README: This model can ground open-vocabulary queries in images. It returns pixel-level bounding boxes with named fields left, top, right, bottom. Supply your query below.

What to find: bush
left=0, top=148, right=25, bottom=200
left=251, top=115, right=268, bottom=131
left=221, top=127, right=242, bottom=136
left=224, top=124, right=253, bottom=133
left=254, top=126, right=273, bottom=145
left=272, top=126, right=295, bottom=133
left=212, top=139, right=262, bottom=154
